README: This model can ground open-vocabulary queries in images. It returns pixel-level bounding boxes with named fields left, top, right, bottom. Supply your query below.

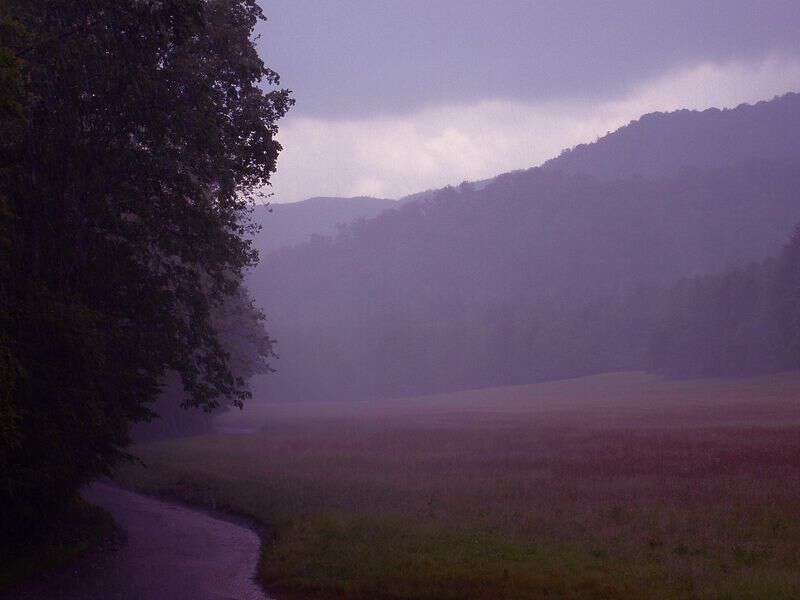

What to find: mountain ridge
left=541, top=91, right=800, bottom=180
left=251, top=195, right=396, bottom=256
left=252, top=92, right=800, bottom=258
left=248, top=92, right=800, bottom=403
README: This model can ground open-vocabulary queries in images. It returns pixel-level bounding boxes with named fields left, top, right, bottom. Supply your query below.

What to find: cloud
left=267, top=55, right=800, bottom=203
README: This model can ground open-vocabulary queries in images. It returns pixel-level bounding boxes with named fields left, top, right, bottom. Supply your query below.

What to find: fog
left=244, top=92, right=800, bottom=406
left=6, top=2, right=800, bottom=598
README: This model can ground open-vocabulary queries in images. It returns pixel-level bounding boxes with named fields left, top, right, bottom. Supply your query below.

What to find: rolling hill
left=543, top=92, right=800, bottom=180
left=249, top=92, right=800, bottom=403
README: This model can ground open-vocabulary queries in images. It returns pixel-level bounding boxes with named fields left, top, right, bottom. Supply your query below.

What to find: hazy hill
left=255, top=163, right=800, bottom=320
left=250, top=93, right=800, bottom=402
left=251, top=195, right=395, bottom=255
left=251, top=163, right=800, bottom=402
left=543, top=92, right=800, bottom=180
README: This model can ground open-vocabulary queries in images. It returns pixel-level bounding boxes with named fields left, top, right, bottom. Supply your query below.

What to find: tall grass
left=117, top=372, right=800, bottom=599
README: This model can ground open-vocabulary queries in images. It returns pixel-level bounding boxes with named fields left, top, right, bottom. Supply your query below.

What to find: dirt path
left=7, top=483, right=270, bottom=600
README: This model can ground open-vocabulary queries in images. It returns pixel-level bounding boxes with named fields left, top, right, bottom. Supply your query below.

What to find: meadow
left=117, top=372, right=800, bottom=599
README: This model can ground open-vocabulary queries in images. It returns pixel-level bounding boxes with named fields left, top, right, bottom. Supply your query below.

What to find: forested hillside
left=543, top=92, right=800, bottom=180
left=250, top=94, right=800, bottom=403
left=650, top=227, right=800, bottom=377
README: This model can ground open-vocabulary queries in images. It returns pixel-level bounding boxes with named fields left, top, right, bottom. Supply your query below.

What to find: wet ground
left=5, top=483, right=269, bottom=600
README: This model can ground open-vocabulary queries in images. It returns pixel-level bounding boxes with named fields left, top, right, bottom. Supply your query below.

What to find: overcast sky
left=256, top=1, right=800, bottom=202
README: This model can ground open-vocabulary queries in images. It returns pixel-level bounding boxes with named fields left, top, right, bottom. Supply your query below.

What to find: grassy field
left=116, top=372, right=800, bottom=599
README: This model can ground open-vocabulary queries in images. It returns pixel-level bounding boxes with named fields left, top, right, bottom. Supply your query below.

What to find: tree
left=134, top=285, right=275, bottom=440
left=776, top=225, right=800, bottom=369
left=0, top=2, right=26, bottom=493
left=0, top=0, right=290, bottom=544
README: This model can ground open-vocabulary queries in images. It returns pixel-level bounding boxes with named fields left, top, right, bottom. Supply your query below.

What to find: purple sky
left=255, top=1, right=800, bottom=201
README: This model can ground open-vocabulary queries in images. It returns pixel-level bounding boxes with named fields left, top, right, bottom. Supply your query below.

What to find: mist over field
left=4, top=2, right=800, bottom=599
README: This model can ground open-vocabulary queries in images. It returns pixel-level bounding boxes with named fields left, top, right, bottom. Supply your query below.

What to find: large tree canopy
left=0, top=0, right=290, bottom=544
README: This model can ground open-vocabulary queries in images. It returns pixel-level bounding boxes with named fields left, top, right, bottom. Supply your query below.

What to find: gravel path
left=6, top=483, right=270, bottom=600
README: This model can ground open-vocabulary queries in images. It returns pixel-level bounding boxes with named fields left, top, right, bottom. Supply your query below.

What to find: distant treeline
left=651, top=233, right=800, bottom=377
left=255, top=223, right=800, bottom=403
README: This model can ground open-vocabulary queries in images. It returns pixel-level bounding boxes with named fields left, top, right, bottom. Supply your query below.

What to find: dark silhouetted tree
left=0, top=0, right=290, bottom=546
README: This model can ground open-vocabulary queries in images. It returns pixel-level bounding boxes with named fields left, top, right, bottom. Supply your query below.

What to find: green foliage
left=0, top=0, right=290, bottom=545
left=0, top=3, right=25, bottom=504
left=0, top=336, right=21, bottom=468
left=0, top=6, right=26, bottom=120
